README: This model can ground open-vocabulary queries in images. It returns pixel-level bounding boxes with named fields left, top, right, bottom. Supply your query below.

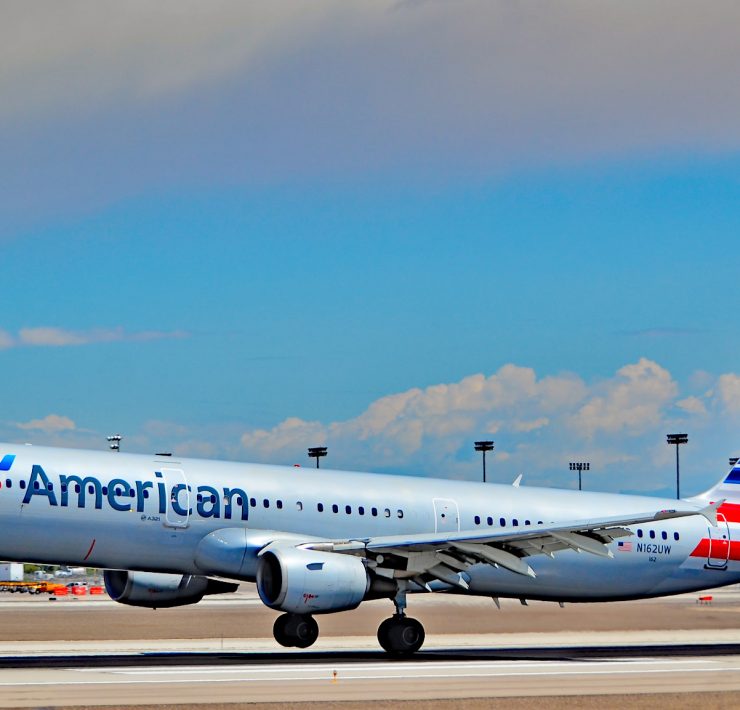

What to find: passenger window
left=384, top=508, right=391, bottom=517
left=525, top=520, right=531, bottom=526
left=20, top=481, right=26, bottom=489
left=397, top=509, right=403, bottom=519
left=263, top=499, right=269, bottom=508
left=358, top=506, right=365, bottom=515
left=47, top=483, right=53, bottom=491
left=661, top=531, right=667, bottom=540
left=649, top=530, right=655, bottom=539
left=487, top=516, right=493, bottom=526
left=674, top=532, right=679, bottom=541
left=317, top=503, right=324, bottom=512
left=276, top=500, right=283, bottom=509
left=250, top=498, right=257, bottom=507
left=5, top=479, right=10, bottom=488
left=637, top=529, right=643, bottom=538
left=88, top=485, right=95, bottom=494
left=371, top=507, right=378, bottom=517
left=102, top=486, right=108, bottom=495
left=499, top=517, right=506, bottom=527
left=474, top=515, right=481, bottom=525
left=332, top=504, right=339, bottom=513
left=33, top=481, right=39, bottom=490
left=296, top=501, right=303, bottom=511
left=345, top=505, right=352, bottom=514
left=512, top=519, right=519, bottom=527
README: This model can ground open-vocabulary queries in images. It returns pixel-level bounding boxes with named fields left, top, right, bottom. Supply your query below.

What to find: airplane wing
left=306, top=502, right=722, bottom=590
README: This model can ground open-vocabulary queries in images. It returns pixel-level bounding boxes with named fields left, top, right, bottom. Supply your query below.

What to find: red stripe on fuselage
left=689, top=538, right=740, bottom=561
left=718, top=502, right=740, bottom=524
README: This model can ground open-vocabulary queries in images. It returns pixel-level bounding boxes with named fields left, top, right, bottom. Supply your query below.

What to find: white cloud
left=0, top=329, right=15, bottom=350
left=17, top=414, right=76, bottom=433
left=569, top=359, right=677, bottom=437
left=513, top=418, right=550, bottom=433
left=0, top=326, right=188, bottom=349
left=714, top=373, right=740, bottom=414
left=676, top=396, right=707, bottom=416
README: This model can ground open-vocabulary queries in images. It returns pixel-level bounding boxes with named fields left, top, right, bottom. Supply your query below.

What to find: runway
left=0, top=643, right=739, bottom=707
left=0, top=585, right=738, bottom=707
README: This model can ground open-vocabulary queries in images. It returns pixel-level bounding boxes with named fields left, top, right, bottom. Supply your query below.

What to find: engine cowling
left=104, top=570, right=238, bottom=609
left=257, top=547, right=370, bottom=614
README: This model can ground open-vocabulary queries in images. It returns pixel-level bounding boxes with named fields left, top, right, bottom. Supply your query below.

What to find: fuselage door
left=433, top=498, right=460, bottom=534
left=706, top=513, right=730, bottom=569
left=159, top=467, right=190, bottom=529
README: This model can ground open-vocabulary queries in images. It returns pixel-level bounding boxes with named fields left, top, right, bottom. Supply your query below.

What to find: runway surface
left=0, top=584, right=738, bottom=707
left=1, top=643, right=739, bottom=707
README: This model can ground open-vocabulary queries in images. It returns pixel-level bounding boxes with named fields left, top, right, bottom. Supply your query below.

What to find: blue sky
left=1, top=2, right=739, bottom=497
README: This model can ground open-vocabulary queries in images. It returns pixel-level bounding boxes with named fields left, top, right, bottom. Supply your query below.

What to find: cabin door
left=433, top=498, right=460, bottom=534
left=706, top=513, right=730, bottom=569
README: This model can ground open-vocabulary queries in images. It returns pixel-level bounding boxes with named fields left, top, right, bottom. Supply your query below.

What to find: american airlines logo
left=0, top=455, right=15, bottom=472
left=18, top=464, right=249, bottom=521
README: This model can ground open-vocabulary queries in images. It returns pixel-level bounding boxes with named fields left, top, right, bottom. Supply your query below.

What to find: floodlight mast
left=307, top=446, right=327, bottom=469
left=569, top=461, right=590, bottom=491
left=666, top=433, right=688, bottom=499
left=107, top=435, right=122, bottom=453
left=474, top=441, right=494, bottom=483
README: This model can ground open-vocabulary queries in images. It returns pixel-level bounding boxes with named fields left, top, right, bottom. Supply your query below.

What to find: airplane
left=0, top=443, right=738, bottom=655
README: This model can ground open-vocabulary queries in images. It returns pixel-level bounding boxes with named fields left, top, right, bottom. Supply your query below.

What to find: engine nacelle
left=257, top=547, right=370, bottom=614
left=104, top=570, right=238, bottom=609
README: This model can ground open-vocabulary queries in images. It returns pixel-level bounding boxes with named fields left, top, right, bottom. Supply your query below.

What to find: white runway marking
left=0, top=657, right=736, bottom=688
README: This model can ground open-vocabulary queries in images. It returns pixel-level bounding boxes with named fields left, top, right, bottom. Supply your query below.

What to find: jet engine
left=257, top=547, right=371, bottom=614
left=104, top=570, right=238, bottom=609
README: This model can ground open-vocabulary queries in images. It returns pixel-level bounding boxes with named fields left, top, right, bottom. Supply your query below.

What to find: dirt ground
left=0, top=593, right=737, bottom=641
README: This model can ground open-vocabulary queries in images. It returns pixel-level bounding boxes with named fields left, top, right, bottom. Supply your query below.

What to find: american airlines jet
left=0, top=443, right=737, bottom=655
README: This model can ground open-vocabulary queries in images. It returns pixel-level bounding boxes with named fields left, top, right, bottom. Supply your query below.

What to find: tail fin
left=693, top=461, right=740, bottom=504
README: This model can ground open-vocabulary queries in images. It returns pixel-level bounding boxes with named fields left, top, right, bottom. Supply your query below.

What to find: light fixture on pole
left=569, top=461, right=590, bottom=491
left=307, top=446, right=327, bottom=469
left=474, top=441, right=494, bottom=483
left=107, top=435, right=122, bottom=452
left=666, top=433, right=688, bottom=499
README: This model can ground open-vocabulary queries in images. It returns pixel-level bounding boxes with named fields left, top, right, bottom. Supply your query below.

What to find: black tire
left=378, top=616, right=425, bottom=657
left=285, top=614, right=319, bottom=649
left=273, top=614, right=294, bottom=648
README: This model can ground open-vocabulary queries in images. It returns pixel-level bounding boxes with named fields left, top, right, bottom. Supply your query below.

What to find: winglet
left=512, top=474, right=523, bottom=488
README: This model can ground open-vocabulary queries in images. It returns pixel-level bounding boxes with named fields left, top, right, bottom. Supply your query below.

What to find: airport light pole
left=308, top=446, right=327, bottom=469
left=474, top=441, right=494, bottom=483
left=666, top=433, right=688, bottom=499
left=569, top=461, right=590, bottom=491
left=107, top=435, right=122, bottom=452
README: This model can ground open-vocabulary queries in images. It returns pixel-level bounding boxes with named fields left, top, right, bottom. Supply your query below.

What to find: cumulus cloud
left=569, top=359, right=677, bottom=437
left=238, top=357, right=740, bottom=492
left=0, top=326, right=188, bottom=349
left=16, top=414, right=76, bottom=433
left=241, top=362, right=591, bottom=469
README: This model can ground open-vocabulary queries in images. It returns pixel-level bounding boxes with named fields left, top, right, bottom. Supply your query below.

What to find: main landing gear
left=376, top=584, right=426, bottom=657
left=273, top=613, right=319, bottom=649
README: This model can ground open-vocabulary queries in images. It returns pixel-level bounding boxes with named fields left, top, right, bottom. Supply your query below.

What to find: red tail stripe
left=718, top=502, right=740, bottom=524
left=689, top=538, right=740, bottom=561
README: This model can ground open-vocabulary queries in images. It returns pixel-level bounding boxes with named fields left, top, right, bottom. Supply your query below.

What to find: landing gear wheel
left=273, top=613, right=293, bottom=647
left=273, top=613, right=319, bottom=649
left=377, top=615, right=425, bottom=657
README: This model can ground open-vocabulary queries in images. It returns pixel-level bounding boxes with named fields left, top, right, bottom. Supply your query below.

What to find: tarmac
left=0, top=583, right=738, bottom=708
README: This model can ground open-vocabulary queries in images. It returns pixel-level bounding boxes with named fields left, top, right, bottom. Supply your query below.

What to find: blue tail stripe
left=724, top=469, right=740, bottom=484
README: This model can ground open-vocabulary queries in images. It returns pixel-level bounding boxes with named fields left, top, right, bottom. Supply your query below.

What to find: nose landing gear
left=273, top=613, right=319, bottom=649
